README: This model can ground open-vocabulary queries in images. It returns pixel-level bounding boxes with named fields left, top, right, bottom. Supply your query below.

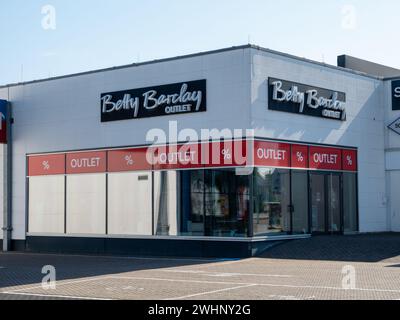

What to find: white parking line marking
left=110, top=276, right=251, bottom=286
left=166, top=284, right=258, bottom=300
left=1, top=291, right=112, bottom=300
left=256, top=283, right=400, bottom=294
left=160, top=269, right=293, bottom=278
left=4, top=274, right=400, bottom=300
left=268, top=295, right=316, bottom=300
left=3, top=276, right=112, bottom=293
left=110, top=276, right=400, bottom=295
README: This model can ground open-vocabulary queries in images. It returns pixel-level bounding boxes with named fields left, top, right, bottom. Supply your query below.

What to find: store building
left=0, top=45, right=398, bottom=258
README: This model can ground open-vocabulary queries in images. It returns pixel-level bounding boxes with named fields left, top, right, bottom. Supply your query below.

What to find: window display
left=180, top=170, right=205, bottom=236
left=180, top=169, right=250, bottom=237
left=253, top=168, right=290, bottom=235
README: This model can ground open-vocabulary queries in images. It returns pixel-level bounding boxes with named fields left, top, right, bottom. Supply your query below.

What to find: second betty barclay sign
left=101, top=80, right=207, bottom=122
left=268, top=78, right=347, bottom=121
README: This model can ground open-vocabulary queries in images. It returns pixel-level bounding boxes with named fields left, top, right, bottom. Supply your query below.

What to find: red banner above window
left=27, top=140, right=358, bottom=176
left=254, top=141, right=291, bottom=168
left=309, top=146, right=342, bottom=171
left=291, top=144, right=309, bottom=169
left=342, top=149, right=358, bottom=172
left=66, top=151, right=107, bottom=174
left=28, top=154, right=65, bottom=176
left=108, top=148, right=152, bottom=172
left=148, top=143, right=204, bottom=171
left=207, top=140, right=249, bottom=168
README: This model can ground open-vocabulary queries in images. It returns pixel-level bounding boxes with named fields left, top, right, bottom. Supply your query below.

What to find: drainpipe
left=2, top=101, right=12, bottom=252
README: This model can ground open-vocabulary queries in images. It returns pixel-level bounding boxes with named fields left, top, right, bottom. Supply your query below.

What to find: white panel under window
left=29, top=176, right=65, bottom=234
left=154, top=171, right=178, bottom=236
left=108, top=172, right=152, bottom=235
left=66, top=174, right=106, bottom=234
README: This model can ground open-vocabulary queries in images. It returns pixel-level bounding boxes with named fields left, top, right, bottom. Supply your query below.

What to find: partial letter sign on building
left=392, top=80, right=400, bottom=111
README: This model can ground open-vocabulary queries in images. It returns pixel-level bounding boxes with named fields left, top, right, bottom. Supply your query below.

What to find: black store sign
left=101, top=80, right=206, bottom=122
left=392, top=80, right=400, bottom=111
left=268, top=78, right=347, bottom=121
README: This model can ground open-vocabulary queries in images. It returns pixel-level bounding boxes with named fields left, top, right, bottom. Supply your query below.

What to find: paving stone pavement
left=0, top=234, right=399, bottom=300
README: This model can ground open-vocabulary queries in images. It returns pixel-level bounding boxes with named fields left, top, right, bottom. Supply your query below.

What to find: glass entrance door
left=310, top=173, right=342, bottom=234
left=327, top=174, right=341, bottom=233
left=311, top=174, right=326, bottom=233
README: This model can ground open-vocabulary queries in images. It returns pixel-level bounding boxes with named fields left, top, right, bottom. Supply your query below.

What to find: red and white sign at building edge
left=27, top=139, right=358, bottom=176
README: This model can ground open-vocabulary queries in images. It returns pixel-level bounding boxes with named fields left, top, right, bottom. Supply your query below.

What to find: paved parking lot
left=0, top=234, right=399, bottom=300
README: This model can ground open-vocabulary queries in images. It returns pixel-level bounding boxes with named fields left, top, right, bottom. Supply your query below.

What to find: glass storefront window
left=180, top=169, right=250, bottom=237
left=327, top=174, right=341, bottom=233
left=292, top=171, right=309, bottom=234
left=253, top=168, right=290, bottom=236
left=28, top=158, right=358, bottom=238
left=154, top=171, right=178, bottom=236
left=343, top=173, right=358, bottom=232
left=205, top=169, right=249, bottom=237
left=180, top=170, right=205, bottom=236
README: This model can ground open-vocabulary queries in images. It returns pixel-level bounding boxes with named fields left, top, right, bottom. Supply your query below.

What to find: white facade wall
left=0, top=46, right=394, bottom=241
left=249, top=49, right=386, bottom=233
left=0, top=48, right=252, bottom=240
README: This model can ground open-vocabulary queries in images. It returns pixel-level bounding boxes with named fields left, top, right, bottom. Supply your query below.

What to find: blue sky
left=0, top=0, right=399, bottom=85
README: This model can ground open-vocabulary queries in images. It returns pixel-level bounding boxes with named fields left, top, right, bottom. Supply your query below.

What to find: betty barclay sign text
left=268, top=78, right=347, bottom=121
left=101, top=80, right=207, bottom=122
